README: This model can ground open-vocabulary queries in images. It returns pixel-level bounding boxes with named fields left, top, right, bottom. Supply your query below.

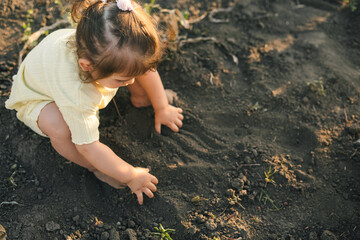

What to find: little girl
left=5, top=0, right=184, bottom=205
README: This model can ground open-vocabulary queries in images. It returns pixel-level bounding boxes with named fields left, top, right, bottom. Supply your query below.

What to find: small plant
left=340, top=0, right=358, bottom=11
left=55, top=0, right=75, bottom=25
left=151, top=224, right=175, bottom=240
left=247, top=102, right=261, bottom=116
left=264, top=166, right=276, bottom=186
left=8, top=170, right=17, bottom=186
left=191, top=195, right=208, bottom=205
left=228, top=195, right=241, bottom=206
left=144, top=0, right=160, bottom=15
left=307, top=80, right=326, bottom=96
left=259, top=190, right=281, bottom=211
left=182, top=10, right=190, bottom=20
left=22, top=9, right=34, bottom=42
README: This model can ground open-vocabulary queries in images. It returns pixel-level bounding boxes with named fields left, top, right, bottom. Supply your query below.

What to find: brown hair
left=71, top=0, right=164, bottom=81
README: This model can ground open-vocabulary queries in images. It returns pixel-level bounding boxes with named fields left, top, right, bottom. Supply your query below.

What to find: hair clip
left=101, top=0, right=107, bottom=3
left=116, top=0, right=133, bottom=11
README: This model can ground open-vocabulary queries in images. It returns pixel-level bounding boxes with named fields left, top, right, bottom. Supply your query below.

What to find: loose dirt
left=1, top=0, right=359, bottom=239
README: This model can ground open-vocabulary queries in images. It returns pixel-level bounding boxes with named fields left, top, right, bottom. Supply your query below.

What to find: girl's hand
left=126, top=167, right=159, bottom=205
left=155, top=105, right=184, bottom=134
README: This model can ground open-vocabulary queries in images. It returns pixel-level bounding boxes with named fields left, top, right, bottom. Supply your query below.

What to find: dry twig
left=0, top=201, right=21, bottom=207
left=178, top=36, right=218, bottom=49
left=209, top=7, right=233, bottom=23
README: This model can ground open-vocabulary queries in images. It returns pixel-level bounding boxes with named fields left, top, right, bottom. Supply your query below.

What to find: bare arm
left=76, top=141, right=158, bottom=204
left=135, top=70, right=168, bottom=111
left=135, top=70, right=184, bottom=133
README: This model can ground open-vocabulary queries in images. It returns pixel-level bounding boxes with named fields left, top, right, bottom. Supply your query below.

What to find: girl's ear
left=78, top=58, right=93, bottom=72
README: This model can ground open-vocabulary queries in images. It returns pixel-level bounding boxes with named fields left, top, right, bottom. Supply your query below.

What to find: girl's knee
left=38, top=103, right=71, bottom=140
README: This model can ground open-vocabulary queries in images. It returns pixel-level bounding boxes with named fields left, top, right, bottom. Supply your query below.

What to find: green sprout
left=250, top=102, right=261, bottom=111
left=190, top=195, right=208, bottom=206
left=228, top=195, right=241, bottom=206
left=8, top=171, right=17, bottom=187
left=151, top=224, right=175, bottom=240
left=264, top=166, right=276, bottom=186
left=144, top=0, right=160, bottom=15
left=307, top=80, right=326, bottom=96
left=182, top=10, right=190, bottom=20
left=341, top=0, right=358, bottom=11
left=55, top=0, right=75, bottom=26
left=22, top=9, right=34, bottom=41
left=259, top=190, right=281, bottom=211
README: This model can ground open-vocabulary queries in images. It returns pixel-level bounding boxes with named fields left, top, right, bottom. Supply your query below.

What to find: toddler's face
left=94, top=72, right=136, bottom=89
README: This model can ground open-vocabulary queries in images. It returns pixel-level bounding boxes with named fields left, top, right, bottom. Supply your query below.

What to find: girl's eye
left=116, top=79, right=131, bottom=82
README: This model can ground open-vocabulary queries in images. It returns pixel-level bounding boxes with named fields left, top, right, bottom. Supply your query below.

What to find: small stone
left=189, top=226, right=197, bottom=235
left=127, top=220, right=136, bottom=228
left=72, top=215, right=80, bottom=223
left=320, top=230, right=337, bottom=240
left=244, top=156, right=252, bottom=164
left=353, top=139, right=360, bottom=146
left=219, top=221, right=226, bottom=228
left=125, top=228, right=137, bottom=240
left=205, top=219, right=217, bottom=231
left=226, top=188, right=235, bottom=197
left=252, top=149, right=258, bottom=157
left=109, top=228, right=120, bottom=240
left=143, top=229, right=151, bottom=238
left=196, top=214, right=206, bottom=223
left=230, top=178, right=245, bottom=190
left=45, top=221, right=61, bottom=232
left=302, top=96, right=309, bottom=104
left=309, top=231, right=319, bottom=240
left=101, top=231, right=109, bottom=240
left=239, top=189, right=247, bottom=196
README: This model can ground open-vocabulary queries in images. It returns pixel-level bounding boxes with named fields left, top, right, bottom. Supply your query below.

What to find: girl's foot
left=93, top=171, right=126, bottom=189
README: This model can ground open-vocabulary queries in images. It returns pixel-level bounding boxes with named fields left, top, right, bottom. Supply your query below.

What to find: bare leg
left=127, top=80, right=152, bottom=108
left=127, top=80, right=174, bottom=107
left=38, top=103, right=96, bottom=170
left=37, top=102, right=125, bottom=189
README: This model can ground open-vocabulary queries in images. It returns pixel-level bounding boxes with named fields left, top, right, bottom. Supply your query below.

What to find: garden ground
left=0, top=0, right=360, bottom=239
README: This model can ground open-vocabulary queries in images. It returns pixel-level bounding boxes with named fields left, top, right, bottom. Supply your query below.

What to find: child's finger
left=147, top=182, right=157, bottom=192
left=177, top=108, right=183, bottom=113
left=155, top=122, right=161, bottom=134
left=144, top=188, right=154, bottom=199
left=178, top=113, right=184, bottom=120
left=168, top=122, right=179, bottom=132
left=151, top=176, right=159, bottom=184
left=175, top=119, right=183, bottom=128
left=136, top=191, right=144, bottom=205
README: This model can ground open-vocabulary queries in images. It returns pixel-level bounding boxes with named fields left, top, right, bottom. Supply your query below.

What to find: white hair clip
left=116, top=0, right=133, bottom=11
left=101, top=0, right=107, bottom=3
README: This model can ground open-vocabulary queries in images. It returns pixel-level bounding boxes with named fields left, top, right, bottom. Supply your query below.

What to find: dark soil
left=1, top=0, right=360, bottom=239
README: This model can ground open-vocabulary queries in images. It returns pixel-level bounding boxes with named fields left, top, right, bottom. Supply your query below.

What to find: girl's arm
left=135, top=70, right=168, bottom=111
left=135, top=70, right=183, bottom=133
left=76, top=141, right=158, bottom=204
